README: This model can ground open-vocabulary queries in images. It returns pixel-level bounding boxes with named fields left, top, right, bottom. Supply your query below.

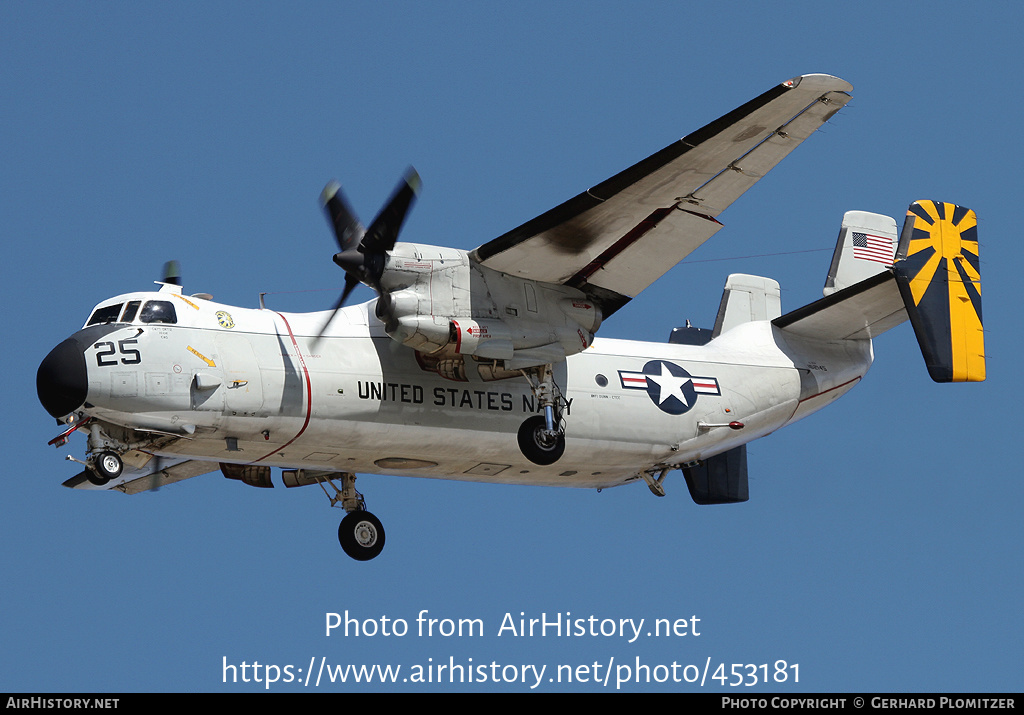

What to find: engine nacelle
left=388, top=313, right=452, bottom=354
left=452, top=319, right=514, bottom=360
left=377, top=242, right=603, bottom=367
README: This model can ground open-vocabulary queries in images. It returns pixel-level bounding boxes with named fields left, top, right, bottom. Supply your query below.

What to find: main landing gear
left=517, top=416, right=565, bottom=465
left=309, top=471, right=386, bottom=561
left=517, top=363, right=567, bottom=465
left=339, top=511, right=385, bottom=562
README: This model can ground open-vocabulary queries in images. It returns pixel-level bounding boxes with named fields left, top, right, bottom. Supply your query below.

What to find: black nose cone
left=37, top=337, right=88, bottom=418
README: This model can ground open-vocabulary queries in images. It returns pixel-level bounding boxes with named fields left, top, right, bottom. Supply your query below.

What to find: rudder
left=893, top=200, right=984, bottom=382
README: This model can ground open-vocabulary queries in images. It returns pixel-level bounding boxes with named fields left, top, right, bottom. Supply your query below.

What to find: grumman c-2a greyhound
left=37, top=74, right=984, bottom=560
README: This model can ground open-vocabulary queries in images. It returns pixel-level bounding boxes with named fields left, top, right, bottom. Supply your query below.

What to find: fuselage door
left=215, top=333, right=265, bottom=416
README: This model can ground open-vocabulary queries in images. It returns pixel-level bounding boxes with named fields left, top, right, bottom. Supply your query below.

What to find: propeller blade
left=339, top=272, right=361, bottom=306
left=320, top=181, right=366, bottom=253
left=317, top=168, right=421, bottom=334
left=362, top=167, right=420, bottom=253
left=315, top=274, right=361, bottom=341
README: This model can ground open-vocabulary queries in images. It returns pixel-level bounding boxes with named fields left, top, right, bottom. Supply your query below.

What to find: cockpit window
left=121, top=301, right=142, bottom=323
left=86, top=303, right=124, bottom=326
left=139, top=300, right=177, bottom=324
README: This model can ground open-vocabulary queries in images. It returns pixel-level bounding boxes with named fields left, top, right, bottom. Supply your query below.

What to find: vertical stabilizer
left=893, top=200, right=984, bottom=382
left=823, top=211, right=898, bottom=296
left=712, top=274, right=781, bottom=337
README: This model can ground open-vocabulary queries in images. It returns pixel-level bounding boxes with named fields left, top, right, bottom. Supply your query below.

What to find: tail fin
left=774, top=200, right=984, bottom=383
left=712, top=274, right=781, bottom=337
left=823, top=210, right=898, bottom=295
left=893, top=201, right=984, bottom=382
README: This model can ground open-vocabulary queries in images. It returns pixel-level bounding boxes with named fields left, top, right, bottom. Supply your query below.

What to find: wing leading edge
left=470, top=74, right=853, bottom=316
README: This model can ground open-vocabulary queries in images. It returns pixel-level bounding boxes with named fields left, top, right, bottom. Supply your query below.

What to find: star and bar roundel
left=618, top=360, right=721, bottom=414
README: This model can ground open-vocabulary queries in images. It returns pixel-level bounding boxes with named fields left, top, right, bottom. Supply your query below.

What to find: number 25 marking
left=95, top=339, right=142, bottom=366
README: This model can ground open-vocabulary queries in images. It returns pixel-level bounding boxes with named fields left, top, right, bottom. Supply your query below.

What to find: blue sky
left=3, top=1, right=1021, bottom=693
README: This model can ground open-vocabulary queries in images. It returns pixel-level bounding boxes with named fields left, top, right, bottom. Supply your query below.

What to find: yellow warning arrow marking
left=187, top=346, right=216, bottom=367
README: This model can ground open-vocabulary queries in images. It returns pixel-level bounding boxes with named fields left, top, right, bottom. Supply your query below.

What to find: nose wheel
left=87, top=450, right=123, bottom=486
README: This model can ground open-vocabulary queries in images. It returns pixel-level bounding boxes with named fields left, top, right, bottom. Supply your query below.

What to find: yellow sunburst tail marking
left=893, top=201, right=984, bottom=382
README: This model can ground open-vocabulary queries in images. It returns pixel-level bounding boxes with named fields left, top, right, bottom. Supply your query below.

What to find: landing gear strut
left=518, top=364, right=568, bottom=465
left=308, top=471, right=386, bottom=561
left=79, top=421, right=126, bottom=486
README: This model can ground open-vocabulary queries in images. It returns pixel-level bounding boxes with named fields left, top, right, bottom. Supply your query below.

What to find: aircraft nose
left=37, top=336, right=89, bottom=418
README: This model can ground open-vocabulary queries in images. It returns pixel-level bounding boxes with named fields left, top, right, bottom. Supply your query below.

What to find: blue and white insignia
left=618, top=360, right=720, bottom=415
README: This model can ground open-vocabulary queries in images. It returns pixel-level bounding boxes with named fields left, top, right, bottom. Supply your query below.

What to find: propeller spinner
left=318, top=168, right=421, bottom=334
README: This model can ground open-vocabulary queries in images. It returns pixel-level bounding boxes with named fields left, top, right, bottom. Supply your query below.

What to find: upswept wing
left=470, top=74, right=852, bottom=316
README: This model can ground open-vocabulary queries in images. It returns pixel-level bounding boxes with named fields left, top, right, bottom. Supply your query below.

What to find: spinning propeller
left=162, top=260, right=182, bottom=286
left=318, top=168, right=421, bottom=335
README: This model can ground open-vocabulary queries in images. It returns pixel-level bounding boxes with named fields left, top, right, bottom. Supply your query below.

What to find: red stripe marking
left=253, top=312, right=313, bottom=463
left=48, top=416, right=93, bottom=446
left=797, top=376, right=861, bottom=404
left=783, top=376, right=863, bottom=427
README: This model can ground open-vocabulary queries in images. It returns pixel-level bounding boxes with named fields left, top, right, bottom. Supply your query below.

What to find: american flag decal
left=851, top=231, right=894, bottom=265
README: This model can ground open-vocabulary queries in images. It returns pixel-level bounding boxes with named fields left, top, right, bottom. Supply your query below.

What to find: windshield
left=139, top=300, right=177, bottom=324
left=85, top=300, right=150, bottom=326
left=86, top=303, right=123, bottom=326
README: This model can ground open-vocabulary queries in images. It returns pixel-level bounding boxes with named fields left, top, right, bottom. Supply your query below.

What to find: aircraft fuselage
left=40, top=288, right=872, bottom=490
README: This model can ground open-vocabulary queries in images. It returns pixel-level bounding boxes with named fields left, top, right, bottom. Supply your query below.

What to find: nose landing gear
left=87, top=450, right=123, bottom=485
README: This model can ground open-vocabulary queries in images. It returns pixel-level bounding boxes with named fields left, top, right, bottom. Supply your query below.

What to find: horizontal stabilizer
left=773, top=269, right=906, bottom=341
left=894, top=200, right=984, bottom=382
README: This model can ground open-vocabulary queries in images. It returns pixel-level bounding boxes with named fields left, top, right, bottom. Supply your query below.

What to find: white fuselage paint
left=79, top=290, right=872, bottom=490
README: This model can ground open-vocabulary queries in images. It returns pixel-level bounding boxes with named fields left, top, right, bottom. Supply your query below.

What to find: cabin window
left=86, top=303, right=123, bottom=326
left=120, top=301, right=141, bottom=323
left=525, top=283, right=538, bottom=313
left=139, top=300, right=177, bottom=324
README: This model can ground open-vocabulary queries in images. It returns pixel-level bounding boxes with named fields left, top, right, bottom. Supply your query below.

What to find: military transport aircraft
left=37, top=74, right=984, bottom=560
